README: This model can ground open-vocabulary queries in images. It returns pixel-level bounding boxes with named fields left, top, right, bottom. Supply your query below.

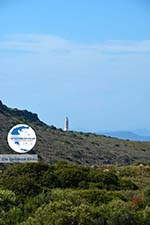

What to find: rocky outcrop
left=12, top=109, right=40, bottom=122
left=0, top=100, right=8, bottom=112
left=0, top=100, right=43, bottom=124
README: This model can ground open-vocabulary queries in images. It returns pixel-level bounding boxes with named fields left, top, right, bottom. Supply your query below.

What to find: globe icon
left=7, top=124, right=36, bottom=153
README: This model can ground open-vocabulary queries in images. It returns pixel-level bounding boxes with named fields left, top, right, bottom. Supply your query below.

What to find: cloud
left=0, top=34, right=150, bottom=55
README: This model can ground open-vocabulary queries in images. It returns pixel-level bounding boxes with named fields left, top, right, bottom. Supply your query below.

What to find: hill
left=1, top=100, right=150, bottom=165
left=98, top=131, right=150, bottom=141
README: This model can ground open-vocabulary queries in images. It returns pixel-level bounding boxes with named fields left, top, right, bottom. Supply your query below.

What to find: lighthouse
left=64, top=117, right=69, bottom=131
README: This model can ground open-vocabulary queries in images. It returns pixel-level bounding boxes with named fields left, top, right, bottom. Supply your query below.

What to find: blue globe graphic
left=7, top=124, right=36, bottom=153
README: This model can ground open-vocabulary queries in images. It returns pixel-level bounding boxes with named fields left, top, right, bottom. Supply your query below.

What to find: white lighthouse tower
left=64, top=117, right=69, bottom=131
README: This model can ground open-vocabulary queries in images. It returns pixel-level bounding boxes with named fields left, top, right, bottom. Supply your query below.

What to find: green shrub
left=106, top=200, right=137, bottom=225
left=119, top=178, right=138, bottom=190
left=88, top=169, right=120, bottom=190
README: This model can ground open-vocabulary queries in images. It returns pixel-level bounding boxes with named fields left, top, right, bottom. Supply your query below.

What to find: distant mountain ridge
left=97, top=131, right=150, bottom=142
left=1, top=100, right=150, bottom=166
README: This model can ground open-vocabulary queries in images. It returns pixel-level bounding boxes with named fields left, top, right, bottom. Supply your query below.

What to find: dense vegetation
left=1, top=162, right=150, bottom=225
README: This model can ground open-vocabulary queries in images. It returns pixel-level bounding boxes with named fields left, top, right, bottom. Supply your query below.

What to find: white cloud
left=0, top=34, right=150, bottom=55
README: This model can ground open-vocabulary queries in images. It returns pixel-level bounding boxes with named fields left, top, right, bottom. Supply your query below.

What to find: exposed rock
left=12, top=109, right=40, bottom=122
left=0, top=100, right=8, bottom=111
left=0, top=100, right=44, bottom=124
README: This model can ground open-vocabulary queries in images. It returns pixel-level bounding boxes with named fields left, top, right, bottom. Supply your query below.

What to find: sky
left=0, top=0, right=150, bottom=132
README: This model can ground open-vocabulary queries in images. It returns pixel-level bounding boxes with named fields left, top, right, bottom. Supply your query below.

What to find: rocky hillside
left=1, top=100, right=150, bottom=165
